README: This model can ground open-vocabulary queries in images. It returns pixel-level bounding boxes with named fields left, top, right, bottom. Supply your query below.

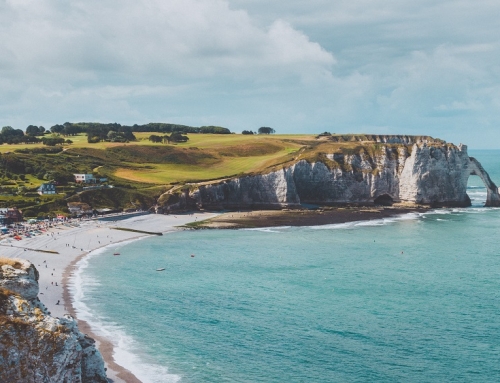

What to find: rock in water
left=0, top=259, right=108, bottom=383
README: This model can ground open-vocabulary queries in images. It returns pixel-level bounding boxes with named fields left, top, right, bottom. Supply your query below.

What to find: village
left=0, top=172, right=139, bottom=242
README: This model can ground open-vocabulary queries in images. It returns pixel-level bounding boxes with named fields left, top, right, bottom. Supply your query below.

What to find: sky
left=0, top=0, right=499, bottom=147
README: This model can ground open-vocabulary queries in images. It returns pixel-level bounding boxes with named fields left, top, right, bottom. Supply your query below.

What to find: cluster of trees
left=49, top=122, right=231, bottom=143
left=258, top=127, right=275, bottom=134
left=0, top=126, right=70, bottom=146
left=0, top=121, right=233, bottom=146
left=49, top=123, right=136, bottom=143
left=41, top=137, right=71, bottom=146
left=148, top=132, right=189, bottom=143
left=134, top=123, right=231, bottom=134
left=26, top=125, right=46, bottom=136
left=242, top=127, right=275, bottom=135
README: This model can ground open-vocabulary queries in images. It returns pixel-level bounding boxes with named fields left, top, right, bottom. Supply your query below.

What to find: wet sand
left=187, top=206, right=429, bottom=229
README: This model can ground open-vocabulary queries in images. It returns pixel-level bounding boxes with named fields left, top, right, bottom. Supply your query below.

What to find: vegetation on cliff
left=0, top=130, right=449, bottom=215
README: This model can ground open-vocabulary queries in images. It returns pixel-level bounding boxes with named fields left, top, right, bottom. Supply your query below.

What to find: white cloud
left=0, top=0, right=334, bottom=79
left=1, top=0, right=500, bottom=148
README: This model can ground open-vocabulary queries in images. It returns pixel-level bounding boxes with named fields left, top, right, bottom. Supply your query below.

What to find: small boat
left=190, top=254, right=195, bottom=258
left=156, top=268, right=165, bottom=271
left=113, top=252, right=120, bottom=256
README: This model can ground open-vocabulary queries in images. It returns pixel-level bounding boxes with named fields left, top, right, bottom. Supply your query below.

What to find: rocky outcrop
left=0, top=259, right=108, bottom=383
left=190, top=143, right=500, bottom=209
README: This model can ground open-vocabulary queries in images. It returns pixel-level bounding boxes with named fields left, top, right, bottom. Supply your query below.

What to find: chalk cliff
left=190, top=142, right=500, bottom=209
left=0, top=259, right=108, bottom=383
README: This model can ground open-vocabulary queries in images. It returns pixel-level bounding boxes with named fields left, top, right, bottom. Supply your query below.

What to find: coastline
left=63, top=247, right=144, bottom=383
left=1, top=206, right=428, bottom=382
left=0, top=212, right=218, bottom=383
left=186, top=205, right=430, bottom=229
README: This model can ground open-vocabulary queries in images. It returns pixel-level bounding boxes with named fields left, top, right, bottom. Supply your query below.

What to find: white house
left=74, top=174, right=95, bottom=183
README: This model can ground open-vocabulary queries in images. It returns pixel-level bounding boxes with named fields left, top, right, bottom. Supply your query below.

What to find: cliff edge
left=0, top=258, right=108, bottom=383
left=183, top=140, right=500, bottom=209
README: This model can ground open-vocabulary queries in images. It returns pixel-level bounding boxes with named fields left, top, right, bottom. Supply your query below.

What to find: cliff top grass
left=0, top=258, right=23, bottom=269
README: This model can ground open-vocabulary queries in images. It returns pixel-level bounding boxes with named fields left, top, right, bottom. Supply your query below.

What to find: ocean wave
left=69, top=240, right=181, bottom=383
left=243, top=226, right=291, bottom=233
left=310, top=211, right=423, bottom=230
left=310, top=205, right=500, bottom=231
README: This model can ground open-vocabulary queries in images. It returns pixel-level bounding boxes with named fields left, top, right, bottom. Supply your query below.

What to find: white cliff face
left=191, top=143, right=500, bottom=208
left=0, top=260, right=108, bottom=383
left=398, top=144, right=471, bottom=205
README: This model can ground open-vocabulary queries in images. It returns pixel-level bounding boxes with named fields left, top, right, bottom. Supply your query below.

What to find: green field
left=0, top=133, right=425, bottom=187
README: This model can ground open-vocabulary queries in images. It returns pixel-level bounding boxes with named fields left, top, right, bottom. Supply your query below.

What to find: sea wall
left=191, top=143, right=500, bottom=208
left=0, top=260, right=108, bottom=383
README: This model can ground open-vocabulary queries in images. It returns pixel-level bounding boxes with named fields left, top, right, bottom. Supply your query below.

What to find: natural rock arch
left=468, top=157, right=500, bottom=207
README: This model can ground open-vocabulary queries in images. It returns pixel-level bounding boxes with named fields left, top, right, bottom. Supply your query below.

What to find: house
left=0, top=208, right=23, bottom=224
left=74, top=174, right=108, bottom=183
left=74, top=174, right=96, bottom=183
left=38, top=183, right=57, bottom=195
left=67, top=202, right=93, bottom=216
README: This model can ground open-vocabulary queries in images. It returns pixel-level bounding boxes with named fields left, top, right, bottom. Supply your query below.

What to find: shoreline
left=63, top=243, right=144, bottom=383
left=1, top=212, right=218, bottom=383
left=1, top=206, right=430, bottom=382
left=187, top=206, right=431, bottom=229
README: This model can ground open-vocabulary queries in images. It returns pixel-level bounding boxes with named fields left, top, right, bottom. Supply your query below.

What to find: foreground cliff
left=185, top=140, right=500, bottom=209
left=0, top=258, right=108, bottom=383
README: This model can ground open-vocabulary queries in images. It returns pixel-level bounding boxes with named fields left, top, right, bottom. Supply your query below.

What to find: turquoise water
left=75, top=150, right=500, bottom=383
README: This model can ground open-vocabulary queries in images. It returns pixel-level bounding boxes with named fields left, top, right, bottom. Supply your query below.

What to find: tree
left=50, top=124, right=65, bottom=134
left=26, top=125, right=40, bottom=136
left=1, top=126, right=14, bottom=135
left=168, top=132, right=189, bottom=143
left=242, top=130, right=254, bottom=135
left=258, top=127, right=275, bottom=134
left=42, top=137, right=65, bottom=146
left=149, top=134, right=163, bottom=143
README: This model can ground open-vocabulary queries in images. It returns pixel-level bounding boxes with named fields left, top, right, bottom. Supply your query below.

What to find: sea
left=71, top=150, right=500, bottom=383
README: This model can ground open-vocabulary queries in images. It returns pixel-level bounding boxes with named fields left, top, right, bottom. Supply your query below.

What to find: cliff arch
left=468, top=157, right=500, bottom=207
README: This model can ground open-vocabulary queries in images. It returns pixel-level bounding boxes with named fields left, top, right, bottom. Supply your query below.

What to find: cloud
left=1, top=0, right=500, bottom=148
left=0, top=0, right=334, bottom=80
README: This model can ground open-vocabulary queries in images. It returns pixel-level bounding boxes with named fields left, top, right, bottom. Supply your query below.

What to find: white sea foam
left=70, top=239, right=181, bottom=383
left=310, top=211, right=423, bottom=230
left=244, top=226, right=291, bottom=233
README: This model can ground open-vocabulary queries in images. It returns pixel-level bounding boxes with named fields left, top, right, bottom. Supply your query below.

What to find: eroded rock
left=0, top=260, right=108, bottom=383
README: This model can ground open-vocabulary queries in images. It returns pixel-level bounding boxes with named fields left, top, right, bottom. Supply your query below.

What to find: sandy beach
left=0, top=212, right=218, bottom=383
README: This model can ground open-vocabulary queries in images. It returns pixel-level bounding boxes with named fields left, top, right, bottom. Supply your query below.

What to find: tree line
left=0, top=122, right=275, bottom=146
left=0, top=126, right=72, bottom=146
left=50, top=122, right=232, bottom=143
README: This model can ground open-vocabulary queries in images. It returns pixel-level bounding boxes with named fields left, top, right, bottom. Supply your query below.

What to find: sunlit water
left=72, top=150, right=500, bottom=383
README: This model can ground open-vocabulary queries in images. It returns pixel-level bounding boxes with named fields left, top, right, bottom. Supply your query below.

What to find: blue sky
left=1, top=0, right=499, bottom=147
